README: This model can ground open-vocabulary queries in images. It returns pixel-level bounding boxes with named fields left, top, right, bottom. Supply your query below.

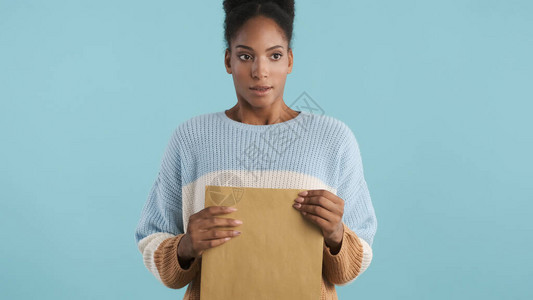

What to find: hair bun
left=269, top=0, right=295, bottom=19
left=223, top=0, right=250, bottom=15
left=223, top=0, right=295, bottom=20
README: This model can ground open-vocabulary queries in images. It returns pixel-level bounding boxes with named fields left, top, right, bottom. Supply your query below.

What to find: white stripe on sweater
left=138, top=232, right=175, bottom=283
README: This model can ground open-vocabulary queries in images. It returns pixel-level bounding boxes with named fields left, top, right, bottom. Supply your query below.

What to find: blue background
left=1, top=0, right=532, bottom=299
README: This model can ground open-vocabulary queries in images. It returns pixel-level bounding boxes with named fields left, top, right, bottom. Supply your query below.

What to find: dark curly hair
left=223, top=0, right=295, bottom=50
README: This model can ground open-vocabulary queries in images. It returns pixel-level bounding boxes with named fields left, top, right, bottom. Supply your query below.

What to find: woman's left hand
left=293, top=189, right=345, bottom=251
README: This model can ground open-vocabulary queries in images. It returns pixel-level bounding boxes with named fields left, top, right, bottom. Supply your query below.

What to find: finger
left=191, top=206, right=231, bottom=222
left=204, top=205, right=238, bottom=217
left=192, top=206, right=236, bottom=225
left=300, top=212, right=330, bottom=231
left=204, top=229, right=241, bottom=241
left=197, top=236, right=234, bottom=250
left=198, top=216, right=243, bottom=231
left=295, top=202, right=338, bottom=223
left=295, top=195, right=342, bottom=215
left=298, top=189, right=341, bottom=205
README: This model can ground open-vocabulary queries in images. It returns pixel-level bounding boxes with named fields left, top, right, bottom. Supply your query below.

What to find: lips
left=250, top=85, right=272, bottom=96
left=250, top=86, right=272, bottom=91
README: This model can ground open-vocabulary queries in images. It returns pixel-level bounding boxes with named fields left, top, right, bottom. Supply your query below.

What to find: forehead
left=231, top=16, right=288, bottom=49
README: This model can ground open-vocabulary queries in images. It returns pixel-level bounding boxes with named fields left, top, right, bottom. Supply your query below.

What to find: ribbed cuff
left=154, top=234, right=201, bottom=289
left=322, top=223, right=364, bottom=285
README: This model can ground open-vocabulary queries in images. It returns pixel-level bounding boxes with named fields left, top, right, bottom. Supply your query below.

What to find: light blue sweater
left=134, top=110, right=377, bottom=286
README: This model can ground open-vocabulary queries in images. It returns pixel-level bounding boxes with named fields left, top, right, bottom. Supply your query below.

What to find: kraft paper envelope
left=200, top=185, right=324, bottom=300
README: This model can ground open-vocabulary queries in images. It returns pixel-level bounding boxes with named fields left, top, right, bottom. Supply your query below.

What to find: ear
left=287, top=48, right=293, bottom=74
left=224, top=48, right=232, bottom=74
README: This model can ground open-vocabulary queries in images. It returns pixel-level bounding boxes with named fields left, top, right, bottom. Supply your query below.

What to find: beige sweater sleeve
left=153, top=233, right=201, bottom=289
left=322, top=222, right=364, bottom=285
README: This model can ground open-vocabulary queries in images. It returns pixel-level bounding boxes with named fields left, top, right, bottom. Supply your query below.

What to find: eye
left=272, top=53, right=283, bottom=60
left=238, top=54, right=252, bottom=61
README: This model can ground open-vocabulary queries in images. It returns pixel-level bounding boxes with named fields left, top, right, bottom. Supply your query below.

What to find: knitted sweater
left=134, top=110, right=377, bottom=299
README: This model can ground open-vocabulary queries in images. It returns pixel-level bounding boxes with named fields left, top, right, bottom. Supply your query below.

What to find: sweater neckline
left=217, top=110, right=307, bottom=132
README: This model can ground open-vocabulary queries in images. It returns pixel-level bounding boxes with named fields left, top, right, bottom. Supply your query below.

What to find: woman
left=135, top=1, right=377, bottom=299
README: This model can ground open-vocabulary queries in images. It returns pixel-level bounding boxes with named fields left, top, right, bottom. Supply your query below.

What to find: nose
left=251, top=56, right=268, bottom=79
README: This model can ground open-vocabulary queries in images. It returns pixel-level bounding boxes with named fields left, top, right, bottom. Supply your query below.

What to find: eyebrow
left=235, top=45, right=284, bottom=51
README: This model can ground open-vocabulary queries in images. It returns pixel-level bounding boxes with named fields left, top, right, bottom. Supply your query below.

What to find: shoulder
left=158, top=112, right=221, bottom=153
left=314, top=113, right=352, bottom=133
left=170, top=111, right=222, bottom=138
left=305, top=112, right=358, bottom=146
left=175, top=111, right=219, bottom=131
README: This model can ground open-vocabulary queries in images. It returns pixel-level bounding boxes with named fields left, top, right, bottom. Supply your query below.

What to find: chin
left=248, top=102, right=271, bottom=109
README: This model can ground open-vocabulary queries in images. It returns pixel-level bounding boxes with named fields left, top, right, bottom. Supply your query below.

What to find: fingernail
left=298, top=191, right=308, bottom=196
left=227, top=207, right=237, bottom=212
left=295, top=197, right=304, bottom=203
left=235, top=220, right=243, bottom=224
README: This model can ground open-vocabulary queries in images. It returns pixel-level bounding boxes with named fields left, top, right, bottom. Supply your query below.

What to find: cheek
left=231, top=73, right=245, bottom=85
left=272, top=62, right=289, bottom=74
left=271, top=68, right=288, bottom=82
left=232, top=65, right=249, bottom=81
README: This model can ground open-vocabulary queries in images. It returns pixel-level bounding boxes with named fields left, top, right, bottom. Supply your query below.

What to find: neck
left=225, top=102, right=299, bottom=125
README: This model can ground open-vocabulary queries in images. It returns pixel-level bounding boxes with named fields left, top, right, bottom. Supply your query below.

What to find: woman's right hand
left=178, top=206, right=242, bottom=263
